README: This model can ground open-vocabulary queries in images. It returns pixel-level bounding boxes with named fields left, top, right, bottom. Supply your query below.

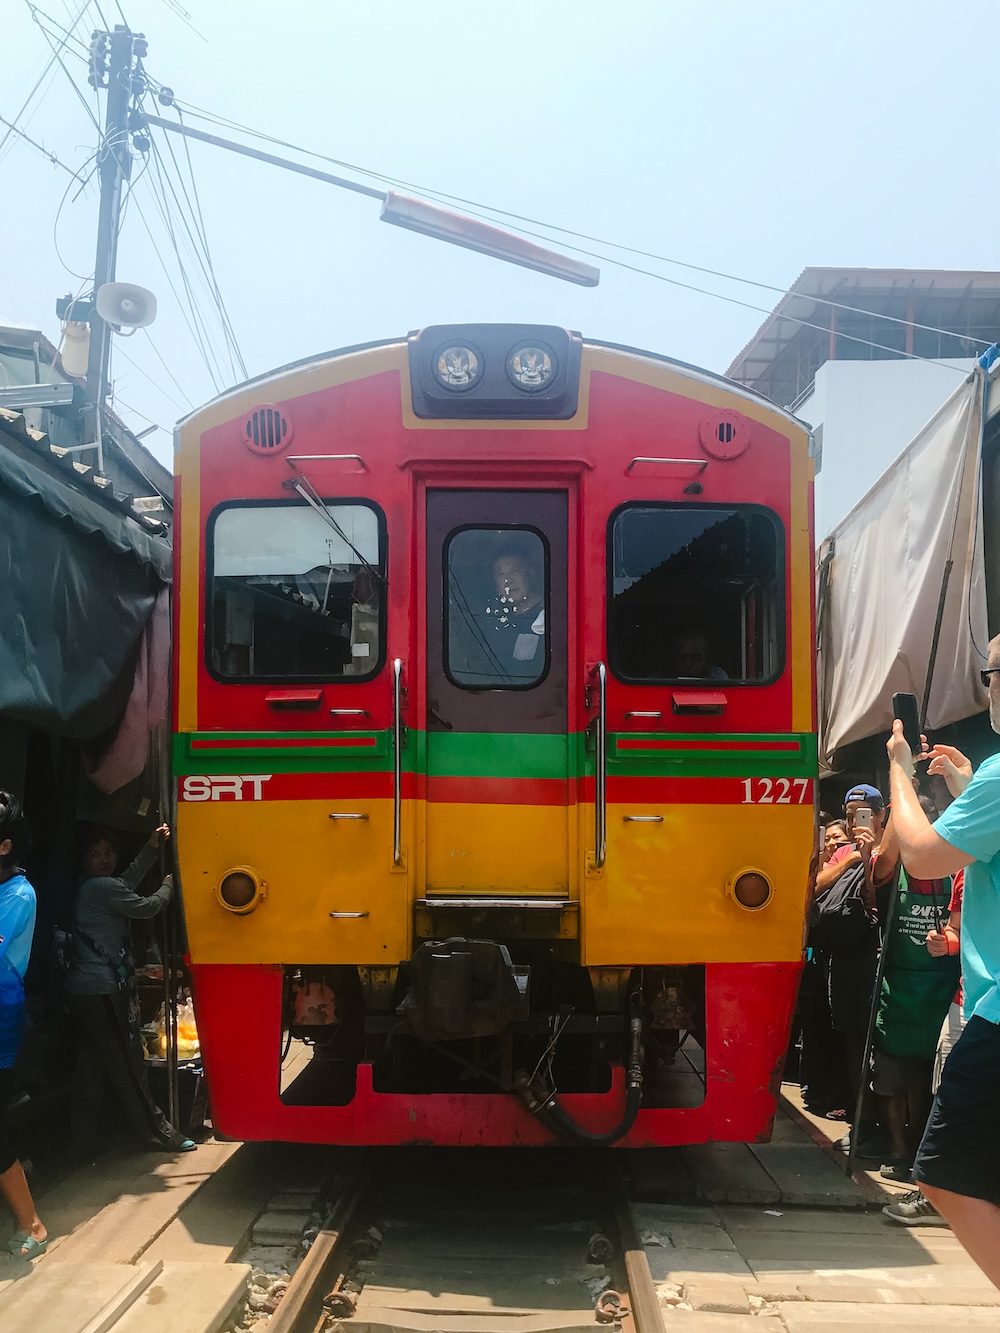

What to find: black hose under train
left=515, top=1016, right=644, bottom=1147
left=534, top=1080, right=642, bottom=1147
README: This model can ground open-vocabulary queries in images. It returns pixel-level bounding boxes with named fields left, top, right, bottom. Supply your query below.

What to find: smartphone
left=854, top=807, right=873, bottom=831
left=892, top=691, right=922, bottom=754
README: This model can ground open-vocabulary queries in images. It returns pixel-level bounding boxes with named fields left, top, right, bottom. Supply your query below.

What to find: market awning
left=0, top=439, right=170, bottom=739
left=818, top=364, right=991, bottom=769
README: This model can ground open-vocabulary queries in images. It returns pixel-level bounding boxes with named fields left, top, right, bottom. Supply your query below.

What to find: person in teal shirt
left=0, top=791, right=47, bottom=1259
left=887, top=645, right=1000, bottom=1293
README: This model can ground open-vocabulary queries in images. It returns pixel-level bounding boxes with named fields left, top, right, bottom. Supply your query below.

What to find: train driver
left=487, top=548, right=546, bottom=673
left=665, top=627, right=727, bottom=680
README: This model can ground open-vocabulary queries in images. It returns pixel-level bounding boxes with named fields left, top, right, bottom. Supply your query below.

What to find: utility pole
left=82, top=25, right=137, bottom=451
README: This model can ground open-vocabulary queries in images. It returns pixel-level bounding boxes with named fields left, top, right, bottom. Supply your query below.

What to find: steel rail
left=267, top=1170, right=369, bottom=1333
left=608, top=1172, right=662, bottom=1333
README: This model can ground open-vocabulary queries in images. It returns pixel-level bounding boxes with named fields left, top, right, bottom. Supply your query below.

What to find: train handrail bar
left=393, top=658, right=404, bottom=866
left=593, top=662, right=607, bottom=869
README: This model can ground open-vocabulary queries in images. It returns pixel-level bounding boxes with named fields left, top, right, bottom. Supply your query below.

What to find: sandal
left=8, top=1232, right=47, bottom=1259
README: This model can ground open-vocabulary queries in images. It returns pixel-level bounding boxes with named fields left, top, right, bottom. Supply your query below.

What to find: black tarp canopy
left=0, top=441, right=170, bottom=739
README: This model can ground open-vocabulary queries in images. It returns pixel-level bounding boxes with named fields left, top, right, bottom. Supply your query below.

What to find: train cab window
left=445, top=528, right=549, bottom=688
left=608, top=505, right=783, bottom=684
left=208, top=500, right=385, bottom=681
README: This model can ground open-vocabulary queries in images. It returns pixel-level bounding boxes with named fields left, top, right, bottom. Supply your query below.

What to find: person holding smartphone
left=885, top=651, right=1000, bottom=1289
left=806, top=785, right=894, bottom=1157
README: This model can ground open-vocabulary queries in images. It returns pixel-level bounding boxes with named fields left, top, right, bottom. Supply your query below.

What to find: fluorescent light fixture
left=380, top=191, right=599, bottom=288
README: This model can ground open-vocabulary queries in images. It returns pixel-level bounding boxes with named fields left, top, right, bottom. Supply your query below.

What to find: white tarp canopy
left=818, top=364, right=992, bottom=769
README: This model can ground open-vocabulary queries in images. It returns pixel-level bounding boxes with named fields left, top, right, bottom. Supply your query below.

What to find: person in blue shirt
left=0, top=791, right=47, bottom=1259
left=887, top=648, right=1000, bottom=1292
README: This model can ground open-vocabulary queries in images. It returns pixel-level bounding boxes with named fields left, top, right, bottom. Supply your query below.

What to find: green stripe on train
left=173, top=730, right=816, bottom=780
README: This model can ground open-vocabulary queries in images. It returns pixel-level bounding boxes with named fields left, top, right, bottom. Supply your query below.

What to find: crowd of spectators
left=796, top=676, right=1000, bottom=1297
left=798, top=778, right=963, bottom=1215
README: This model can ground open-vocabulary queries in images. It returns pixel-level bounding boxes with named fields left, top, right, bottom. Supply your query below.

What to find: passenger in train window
left=665, top=627, right=727, bottom=681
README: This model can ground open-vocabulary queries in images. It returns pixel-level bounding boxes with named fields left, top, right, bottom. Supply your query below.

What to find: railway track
left=266, top=1151, right=662, bottom=1333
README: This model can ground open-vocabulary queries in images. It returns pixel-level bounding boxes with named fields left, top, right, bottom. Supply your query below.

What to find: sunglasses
left=981, top=668, right=1000, bottom=687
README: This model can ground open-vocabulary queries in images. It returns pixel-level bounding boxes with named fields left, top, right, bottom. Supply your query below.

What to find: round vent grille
left=242, top=404, right=292, bottom=455
left=699, top=410, right=750, bottom=460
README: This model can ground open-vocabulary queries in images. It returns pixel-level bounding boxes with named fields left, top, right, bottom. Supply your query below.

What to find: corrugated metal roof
left=726, top=267, right=1000, bottom=387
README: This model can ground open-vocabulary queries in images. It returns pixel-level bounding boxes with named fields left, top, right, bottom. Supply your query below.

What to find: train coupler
left=397, top=938, right=530, bottom=1042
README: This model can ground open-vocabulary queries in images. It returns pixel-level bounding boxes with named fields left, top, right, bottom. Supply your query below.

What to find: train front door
left=423, top=490, right=571, bottom=896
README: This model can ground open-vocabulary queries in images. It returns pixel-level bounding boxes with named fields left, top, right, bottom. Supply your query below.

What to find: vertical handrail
left=594, top=661, right=607, bottom=869
left=393, top=658, right=403, bottom=866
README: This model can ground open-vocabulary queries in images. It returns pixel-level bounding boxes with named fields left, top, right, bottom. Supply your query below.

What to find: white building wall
left=794, top=358, right=973, bottom=537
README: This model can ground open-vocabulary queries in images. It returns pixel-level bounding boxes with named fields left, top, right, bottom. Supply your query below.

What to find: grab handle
left=592, top=662, right=607, bottom=869
left=393, top=658, right=404, bottom=866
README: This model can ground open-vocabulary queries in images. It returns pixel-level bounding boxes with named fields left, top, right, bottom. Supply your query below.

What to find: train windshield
left=445, top=527, right=549, bottom=688
left=608, top=504, right=783, bottom=684
left=208, top=499, right=385, bottom=681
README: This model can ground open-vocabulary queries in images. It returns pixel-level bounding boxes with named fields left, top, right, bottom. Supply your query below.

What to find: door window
left=445, top=528, right=549, bottom=688
left=608, top=505, right=784, bottom=684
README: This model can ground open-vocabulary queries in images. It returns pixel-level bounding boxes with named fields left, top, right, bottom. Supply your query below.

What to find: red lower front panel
left=188, top=961, right=801, bottom=1147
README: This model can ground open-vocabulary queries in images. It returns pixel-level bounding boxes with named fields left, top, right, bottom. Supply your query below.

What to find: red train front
left=173, top=324, right=816, bottom=1146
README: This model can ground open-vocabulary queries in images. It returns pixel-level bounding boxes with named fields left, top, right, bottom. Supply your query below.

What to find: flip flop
left=8, top=1233, right=47, bottom=1259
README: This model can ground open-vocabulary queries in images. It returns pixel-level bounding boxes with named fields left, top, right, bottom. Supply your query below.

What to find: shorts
left=0, top=1066, right=17, bottom=1175
left=914, top=1014, right=1000, bottom=1204
left=932, top=1001, right=965, bottom=1094
left=871, top=1048, right=931, bottom=1098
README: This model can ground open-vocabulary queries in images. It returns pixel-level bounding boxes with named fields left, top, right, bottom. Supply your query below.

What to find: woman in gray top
left=65, top=825, right=194, bottom=1155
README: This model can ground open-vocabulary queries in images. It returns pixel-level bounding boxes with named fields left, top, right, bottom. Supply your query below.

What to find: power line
left=162, top=92, right=991, bottom=359
left=139, top=167, right=226, bottom=392
left=0, top=0, right=91, bottom=161
left=128, top=185, right=222, bottom=392
left=24, top=0, right=103, bottom=134
left=51, top=153, right=99, bottom=279
left=0, top=111, right=87, bottom=176
left=115, top=337, right=191, bottom=412
left=145, top=139, right=232, bottom=389
left=154, top=110, right=247, bottom=379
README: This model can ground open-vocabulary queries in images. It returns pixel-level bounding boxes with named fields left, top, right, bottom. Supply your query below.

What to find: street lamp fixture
left=379, top=192, right=600, bottom=288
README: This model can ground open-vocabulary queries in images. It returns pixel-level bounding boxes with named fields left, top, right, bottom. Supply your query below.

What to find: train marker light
left=217, top=866, right=266, bottom=914
left=507, top=343, right=555, bottom=391
left=729, top=869, right=773, bottom=911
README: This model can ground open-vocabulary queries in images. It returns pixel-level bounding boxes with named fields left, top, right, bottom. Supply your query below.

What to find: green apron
left=875, top=870, right=960, bottom=1061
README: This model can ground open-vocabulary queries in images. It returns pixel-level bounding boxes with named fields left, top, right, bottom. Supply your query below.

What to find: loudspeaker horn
left=95, top=282, right=157, bottom=329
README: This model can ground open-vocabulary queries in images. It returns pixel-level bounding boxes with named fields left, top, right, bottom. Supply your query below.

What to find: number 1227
left=741, top=778, right=810, bottom=804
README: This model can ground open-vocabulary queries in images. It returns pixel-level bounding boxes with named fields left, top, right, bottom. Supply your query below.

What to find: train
left=172, top=323, right=816, bottom=1147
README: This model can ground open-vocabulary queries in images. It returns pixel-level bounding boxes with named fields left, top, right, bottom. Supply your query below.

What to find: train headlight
left=728, top=868, right=773, bottom=911
left=217, top=866, right=266, bottom=915
left=432, top=343, right=483, bottom=391
left=506, top=343, right=555, bottom=391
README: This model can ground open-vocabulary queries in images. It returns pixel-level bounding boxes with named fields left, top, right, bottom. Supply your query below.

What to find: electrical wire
left=129, top=187, right=225, bottom=393
left=51, top=153, right=99, bottom=279
left=144, top=140, right=229, bottom=389
left=0, top=0, right=92, bottom=164
left=115, top=339, right=190, bottom=412
left=157, top=91, right=990, bottom=365
left=131, top=71, right=246, bottom=389
left=155, top=108, right=247, bottom=379
left=0, top=112, right=86, bottom=176
left=25, top=0, right=103, bottom=134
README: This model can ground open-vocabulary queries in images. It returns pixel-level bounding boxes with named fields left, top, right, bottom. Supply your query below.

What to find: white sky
left=1, top=0, right=994, bottom=468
